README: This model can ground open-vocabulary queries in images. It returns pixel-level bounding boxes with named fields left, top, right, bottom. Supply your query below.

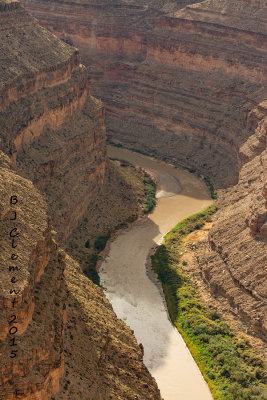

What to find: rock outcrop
left=197, top=102, right=267, bottom=342
left=0, top=0, right=106, bottom=242
left=0, top=152, right=161, bottom=399
left=57, top=254, right=161, bottom=400
left=22, top=0, right=267, bottom=344
left=0, top=151, right=66, bottom=400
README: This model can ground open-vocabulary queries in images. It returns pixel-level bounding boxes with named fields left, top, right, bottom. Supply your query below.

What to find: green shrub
left=143, top=179, right=156, bottom=213
left=85, top=239, right=90, bottom=248
left=84, top=254, right=100, bottom=285
left=94, top=232, right=111, bottom=252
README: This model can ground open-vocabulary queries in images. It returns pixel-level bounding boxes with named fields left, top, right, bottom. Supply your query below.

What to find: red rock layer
left=0, top=3, right=162, bottom=399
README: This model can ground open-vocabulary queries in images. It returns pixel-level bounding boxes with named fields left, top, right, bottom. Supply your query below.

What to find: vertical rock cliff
left=21, top=0, right=267, bottom=345
left=0, top=151, right=66, bottom=399
left=0, top=0, right=106, bottom=242
left=0, top=1, right=162, bottom=398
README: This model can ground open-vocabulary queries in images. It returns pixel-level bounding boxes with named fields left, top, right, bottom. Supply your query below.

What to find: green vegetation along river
left=99, top=146, right=213, bottom=400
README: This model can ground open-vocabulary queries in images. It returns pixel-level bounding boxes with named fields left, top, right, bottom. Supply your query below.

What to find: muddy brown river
left=99, top=146, right=213, bottom=400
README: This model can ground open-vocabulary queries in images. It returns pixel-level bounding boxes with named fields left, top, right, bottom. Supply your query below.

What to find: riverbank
left=151, top=205, right=266, bottom=400
left=67, top=157, right=156, bottom=284
left=99, top=146, right=213, bottom=400
left=108, top=140, right=217, bottom=199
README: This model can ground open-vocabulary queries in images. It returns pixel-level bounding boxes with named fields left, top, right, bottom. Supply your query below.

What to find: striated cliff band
left=22, top=0, right=267, bottom=345
left=0, top=1, right=161, bottom=399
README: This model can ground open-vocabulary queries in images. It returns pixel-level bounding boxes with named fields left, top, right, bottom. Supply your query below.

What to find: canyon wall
left=0, top=2, right=161, bottom=398
left=22, top=0, right=267, bottom=344
left=197, top=101, right=267, bottom=342
left=0, top=151, right=66, bottom=400
left=0, top=0, right=106, bottom=243
left=22, top=0, right=267, bottom=188
left=0, top=152, right=161, bottom=400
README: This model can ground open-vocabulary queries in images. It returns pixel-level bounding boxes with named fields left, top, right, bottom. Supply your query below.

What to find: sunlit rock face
left=197, top=101, right=267, bottom=342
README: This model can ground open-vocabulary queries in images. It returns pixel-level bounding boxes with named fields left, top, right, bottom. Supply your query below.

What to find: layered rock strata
left=0, top=0, right=106, bottom=242
left=196, top=102, right=267, bottom=342
left=22, top=0, right=267, bottom=187
left=0, top=152, right=162, bottom=399
left=0, top=151, right=66, bottom=400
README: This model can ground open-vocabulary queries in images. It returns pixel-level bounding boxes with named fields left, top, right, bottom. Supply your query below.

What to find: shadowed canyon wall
left=0, top=1, right=162, bottom=398
left=22, top=0, right=267, bottom=343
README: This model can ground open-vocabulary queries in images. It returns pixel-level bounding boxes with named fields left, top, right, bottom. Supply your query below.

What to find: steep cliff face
left=0, top=152, right=162, bottom=399
left=22, top=0, right=266, bottom=188
left=196, top=102, right=267, bottom=342
left=21, top=0, right=267, bottom=344
left=57, top=255, right=161, bottom=400
left=0, top=0, right=106, bottom=242
left=0, top=151, right=66, bottom=400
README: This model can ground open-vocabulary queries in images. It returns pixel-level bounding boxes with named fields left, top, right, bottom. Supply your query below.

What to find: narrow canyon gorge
left=0, top=0, right=266, bottom=399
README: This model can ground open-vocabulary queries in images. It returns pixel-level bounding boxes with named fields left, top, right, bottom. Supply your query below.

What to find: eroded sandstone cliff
left=0, top=151, right=66, bottom=400
left=196, top=101, right=267, bottom=342
left=0, top=152, right=161, bottom=399
left=0, top=0, right=106, bottom=243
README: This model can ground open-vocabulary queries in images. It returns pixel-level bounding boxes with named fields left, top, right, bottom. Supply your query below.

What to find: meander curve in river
left=99, top=146, right=213, bottom=400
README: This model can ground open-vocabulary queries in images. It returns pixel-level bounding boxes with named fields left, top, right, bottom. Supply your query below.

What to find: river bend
left=99, top=146, right=213, bottom=400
